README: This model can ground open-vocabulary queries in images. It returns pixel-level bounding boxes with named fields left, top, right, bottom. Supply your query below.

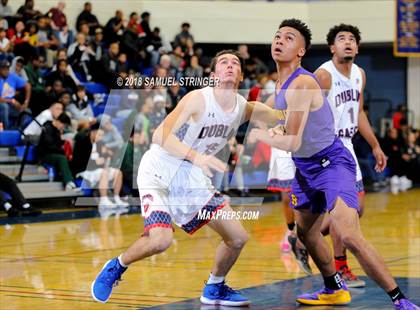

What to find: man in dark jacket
left=38, top=113, right=78, bottom=191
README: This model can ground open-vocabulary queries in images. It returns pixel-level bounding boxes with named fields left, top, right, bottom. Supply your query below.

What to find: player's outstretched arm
left=247, top=75, right=314, bottom=152
left=152, top=90, right=226, bottom=176
left=244, top=100, right=286, bottom=126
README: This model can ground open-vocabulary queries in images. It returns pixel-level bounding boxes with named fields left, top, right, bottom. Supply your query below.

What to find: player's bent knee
left=341, top=234, right=362, bottom=254
left=149, top=229, right=173, bottom=254
left=225, top=232, right=249, bottom=250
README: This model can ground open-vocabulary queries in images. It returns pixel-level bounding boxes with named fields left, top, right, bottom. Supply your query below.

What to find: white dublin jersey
left=154, top=86, right=247, bottom=160
left=319, top=60, right=363, bottom=139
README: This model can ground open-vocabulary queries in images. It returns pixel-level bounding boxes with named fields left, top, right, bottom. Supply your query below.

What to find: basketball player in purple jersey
left=315, top=24, right=387, bottom=288
left=248, top=19, right=418, bottom=309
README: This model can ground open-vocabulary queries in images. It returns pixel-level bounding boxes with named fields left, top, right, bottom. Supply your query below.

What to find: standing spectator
left=37, top=112, right=79, bottom=190
left=25, top=54, right=48, bottom=116
left=46, top=59, right=77, bottom=93
left=104, top=10, right=124, bottom=45
left=76, top=2, right=99, bottom=34
left=0, top=0, right=13, bottom=19
left=0, top=60, right=31, bottom=129
left=16, top=0, right=42, bottom=24
left=0, top=172, right=41, bottom=217
left=174, top=22, right=194, bottom=48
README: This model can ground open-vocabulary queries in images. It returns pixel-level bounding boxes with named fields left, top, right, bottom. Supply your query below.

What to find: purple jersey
left=276, top=67, right=359, bottom=213
left=275, top=67, right=335, bottom=159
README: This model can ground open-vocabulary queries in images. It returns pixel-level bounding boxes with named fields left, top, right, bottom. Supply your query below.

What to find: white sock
left=118, top=254, right=128, bottom=268
left=207, top=273, right=224, bottom=284
left=3, top=202, right=12, bottom=211
left=22, top=203, right=30, bottom=209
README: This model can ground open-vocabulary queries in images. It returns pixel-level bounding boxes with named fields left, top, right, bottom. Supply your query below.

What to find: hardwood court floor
left=1, top=189, right=419, bottom=309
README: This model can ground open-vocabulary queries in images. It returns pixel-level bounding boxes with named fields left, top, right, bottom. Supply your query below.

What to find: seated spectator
left=127, top=12, right=141, bottom=36
left=99, top=114, right=123, bottom=151
left=52, top=48, right=80, bottom=85
left=121, top=128, right=148, bottom=194
left=67, top=33, right=95, bottom=81
left=10, top=56, right=28, bottom=81
left=37, top=112, right=79, bottom=190
left=25, top=54, right=49, bottom=116
left=46, top=79, right=65, bottom=105
left=393, top=104, right=407, bottom=131
left=0, top=172, right=41, bottom=217
left=92, top=27, right=105, bottom=61
left=97, top=41, right=120, bottom=88
left=170, top=46, right=185, bottom=73
left=66, top=85, right=95, bottom=129
left=104, top=10, right=124, bottom=45
left=0, top=0, right=13, bottom=19
left=17, top=0, right=42, bottom=24
left=0, top=27, right=12, bottom=61
left=167, top=81, right=186, bottom=112
left=47, top=1, right=72, bottom=48
left=36, top=15, right=59, bottom=67
left=27, top=21, right=38, bottom=47
left=401, top=129, right=420, bottom=184
left=23, top=101, right=63, bottom=137
left=73, top=123, right=128, bottom=207
left=76, top=1, right=99, bottom=35
left=140, top=12, right=151, bottom=40
left=174, top=22, right=194, bottom=48
left=46, top=59, right=77, bottom=93
left=0, top=60, right=31, bottom=129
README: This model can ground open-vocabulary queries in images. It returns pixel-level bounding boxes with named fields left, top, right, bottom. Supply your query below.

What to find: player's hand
left=195, top=154, right=227, bottom=177
left=268, top=124, right=285, bottom=138
left=247, top=128, right=261, bottom=144
left=372, top=146, right=387, bottom=173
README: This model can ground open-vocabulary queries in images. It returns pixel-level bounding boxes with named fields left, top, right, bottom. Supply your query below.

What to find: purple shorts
left=289, top=138, right=359, bottom=214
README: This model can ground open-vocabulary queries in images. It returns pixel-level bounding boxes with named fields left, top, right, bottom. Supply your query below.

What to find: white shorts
left=137, top=145, right=226, bottom=234
left=267, top=147, right=296, bottom=192
left=78, top=168, right=118, bottom=187
left=341, top=138, right=364, bottom=194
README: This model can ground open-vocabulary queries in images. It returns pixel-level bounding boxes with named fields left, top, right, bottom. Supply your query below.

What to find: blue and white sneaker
left=200, top=281, right=250, bottom=306
left=91, top=258, right=127, bottom=303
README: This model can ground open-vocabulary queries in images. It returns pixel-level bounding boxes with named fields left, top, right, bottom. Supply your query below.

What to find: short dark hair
left=210, top=49, right=244, bottom=73
left=141, top=12, right=150, bottom=19
left=77, top=85, right=86, bottom=92
left=327, top=24, right=361, bottom=46
left=182, top=22, right=190, bottom=28
left=57, top=112, right=71, bottom=125
left=279, top=18, right=312, bottom=50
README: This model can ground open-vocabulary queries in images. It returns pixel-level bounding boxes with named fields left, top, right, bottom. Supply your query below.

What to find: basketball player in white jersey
left=315, top=24, right=387, bottom=288
left=91, top=50, right=282, bottom=306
